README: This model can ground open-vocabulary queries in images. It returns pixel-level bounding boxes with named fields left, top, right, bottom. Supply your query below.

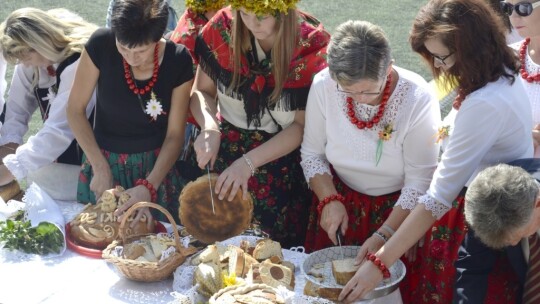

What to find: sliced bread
left=331, top=258, right=360, bottom=285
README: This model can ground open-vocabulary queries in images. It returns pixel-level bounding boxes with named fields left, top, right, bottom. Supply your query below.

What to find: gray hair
left=327, top=20, right=392, bottom=86
left=464, top=164, right=538, bottom=249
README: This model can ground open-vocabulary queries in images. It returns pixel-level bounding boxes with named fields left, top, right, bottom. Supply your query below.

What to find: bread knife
left=336, top=228, right=344, bottom=260
left=206, top=164, right=215, bottom=215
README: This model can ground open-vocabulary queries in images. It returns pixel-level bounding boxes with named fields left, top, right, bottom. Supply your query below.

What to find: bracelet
left=366, top=253, right=391, bottom=278
left=135, top=179, right=158, bottom=202
left=242, top=154, right=255, bottom=176
left=380, top=224, right=395, bottom=237
left=201, top=128, right=221, bottom=134
left=373, top=231, right=388, bottom=243
left=317, top=193, right=346, bottom=216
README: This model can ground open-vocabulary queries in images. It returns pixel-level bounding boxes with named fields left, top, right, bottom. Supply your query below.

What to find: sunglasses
left=500, top=1, right=540, bottom=17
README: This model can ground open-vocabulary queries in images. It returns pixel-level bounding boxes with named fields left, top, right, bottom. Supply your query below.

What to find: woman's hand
left=354, top=234, right=385, bottom=265
left=114, top=185, right=154, bottom=229
left=90, top=167, right=113, bottom=202
left=320, top=201, right=348, bottom=245
left=0, top=165, right=15, bottom=186
left=215, top=157, right=252, bottom=201
left=194, top=130, right=221, bottom=169
left=339, top=260, right=383, bottom=303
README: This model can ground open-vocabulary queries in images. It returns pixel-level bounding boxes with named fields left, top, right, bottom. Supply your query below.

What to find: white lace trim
left=300, top=155, right=332, bottom=182
left=394, top=187, right=423, bottom=210
left=336, top=78, right=413, bottom=162
left=524, top=48, right=540, bottom=125
left=418, top=194, right=450, bottom=219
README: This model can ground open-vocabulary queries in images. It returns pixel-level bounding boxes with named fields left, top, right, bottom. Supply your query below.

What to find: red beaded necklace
left=123, top=43, right=159, bottom=95
left=346, top=73, right=392, bottom=130
left=519, top=38, right=540, bottom=83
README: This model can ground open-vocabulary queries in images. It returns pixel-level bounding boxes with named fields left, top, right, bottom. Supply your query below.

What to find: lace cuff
left=3, top=153, right=28, bottom=181
left=394, top=187, right=423, bottom=210
left=300, top=155, right=332, bottom=182
left=418, top=194, right=451, bottom=219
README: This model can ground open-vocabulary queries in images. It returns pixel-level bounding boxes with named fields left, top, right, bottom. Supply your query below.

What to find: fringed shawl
left=195, top=7, right=330, bottom=128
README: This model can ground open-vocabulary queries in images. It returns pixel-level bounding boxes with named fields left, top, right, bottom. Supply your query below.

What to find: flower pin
left=144, top=91, right=167, bottom=121
left=435, top=125, right=451, bottom=144
left=376, top=123, right=395, bottom=166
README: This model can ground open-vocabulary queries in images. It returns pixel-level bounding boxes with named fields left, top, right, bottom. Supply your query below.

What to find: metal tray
left=301, top=246, right=406, bottom=300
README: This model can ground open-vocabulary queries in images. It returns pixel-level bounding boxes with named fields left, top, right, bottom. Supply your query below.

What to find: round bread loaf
left=69, top=187, right=155, bottom=249
left=179, top=174, right=253, bottom=244
left=209, top=283, right=284, bottom=304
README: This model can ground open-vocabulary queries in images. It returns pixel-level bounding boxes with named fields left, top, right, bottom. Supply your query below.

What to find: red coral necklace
left=519, top=38, right=540, bottom=83
left=346, top=73, right=392, bottom=129
left=123, top=43, right=159, bottom=95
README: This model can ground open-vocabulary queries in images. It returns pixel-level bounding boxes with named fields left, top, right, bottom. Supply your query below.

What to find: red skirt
left=303, top=175, right=418, bottom=304
left=411, top=192, right=519, bottom=303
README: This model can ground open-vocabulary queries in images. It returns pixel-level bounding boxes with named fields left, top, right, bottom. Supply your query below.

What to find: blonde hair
left=0, top=8, right=97, bottom=64
left=230, top=9, right=298, bottom=105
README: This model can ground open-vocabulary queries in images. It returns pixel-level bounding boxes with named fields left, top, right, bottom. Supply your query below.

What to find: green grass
left=1, top=0, right=430, bottom=139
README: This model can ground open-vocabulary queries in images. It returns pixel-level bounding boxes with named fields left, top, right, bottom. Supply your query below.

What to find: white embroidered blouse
left=301, top=67, right=440, bottom=210
left=511, top=40, right=540, bottom=127
left=420, top=76, right=533, bottom=219
left=0, top=60, right=96, bottom=180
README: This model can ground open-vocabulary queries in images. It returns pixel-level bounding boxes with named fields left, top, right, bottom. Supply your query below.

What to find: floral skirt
left=410, top=191, right=519, bottom=303
left=202, top=121, right=311, bottom=249
left=304, top=174, right=421, bottom=304
left=77, top=148, right=185, bottom=224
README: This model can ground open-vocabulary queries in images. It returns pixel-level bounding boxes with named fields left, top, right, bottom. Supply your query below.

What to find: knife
left=206, top=164, right=215, bottom=215
left=336, top=227, right=344, bottom=260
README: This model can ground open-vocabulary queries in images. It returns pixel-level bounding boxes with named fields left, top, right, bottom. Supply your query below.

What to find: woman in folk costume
left=170, top=0, right=226, bottom=65
left=190, top=0, right=330, bottom=248
left=338, top=0, right=533, bottom=303
left=503, top=0, right=540, bottom=155
left=67, top=0, right=193, bottom=223
left=301, top=20, right=440, bottom=303
left=0, top=8, right=97, bottom=200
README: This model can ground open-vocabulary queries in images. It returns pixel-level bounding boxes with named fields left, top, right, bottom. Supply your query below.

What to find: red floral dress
left=304, top=173, right=420, bottom=304
left=410, top=193, right=519, bottom=303
left=169, top=8, right=207, bottom=66
left=191, top=7, right=330, bottom=248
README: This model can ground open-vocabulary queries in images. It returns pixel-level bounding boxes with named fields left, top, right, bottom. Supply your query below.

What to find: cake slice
left=331, top=258, right=360, bottom=285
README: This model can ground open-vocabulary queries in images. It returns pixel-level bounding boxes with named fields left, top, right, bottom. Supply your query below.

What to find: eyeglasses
left=336, top=77, right=386, bottom=98
left=431, top=52, right=454, bottom=66
left=500, top=1, right=540, bottom=17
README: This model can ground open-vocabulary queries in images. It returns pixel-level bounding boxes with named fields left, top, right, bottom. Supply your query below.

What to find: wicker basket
left=102, top=202, right=195, bottom=282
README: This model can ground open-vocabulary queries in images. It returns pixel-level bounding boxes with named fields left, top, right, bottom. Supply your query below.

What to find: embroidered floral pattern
left=204, top=121, right=310, bottom=248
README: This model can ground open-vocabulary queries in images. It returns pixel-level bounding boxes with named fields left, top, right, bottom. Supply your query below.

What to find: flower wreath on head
left=185, top=0, right=227, bottom=14
left=228, top=0, right=300, bottom=16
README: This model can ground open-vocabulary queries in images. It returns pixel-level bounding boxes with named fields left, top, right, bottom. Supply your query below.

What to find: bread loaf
left=209, top=283, right=285, bottom=304
left=303, top=280, right=341, bottom=302
left=252, top=239, right=283, bottom=261
left=258, top=260, right=294, bottom=290
left=195, top=262, right=223, bottom=298
left=331, top=258, right=360, bottom=285
left=69, top=187, right=154, bottom=249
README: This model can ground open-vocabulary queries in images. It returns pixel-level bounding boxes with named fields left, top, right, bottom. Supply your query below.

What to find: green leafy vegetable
left=0, top=215, right=63, bottom=255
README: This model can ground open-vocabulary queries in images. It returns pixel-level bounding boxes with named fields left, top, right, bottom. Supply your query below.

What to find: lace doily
left=170, top=235, right=340, bottom=304
left=394, top=187, right=423, bottom=210
left=418, top=194, right=450, bottom=220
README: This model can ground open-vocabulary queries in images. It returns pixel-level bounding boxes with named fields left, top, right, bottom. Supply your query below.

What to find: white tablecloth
left=0, top=201, right=176, bottom=304
left=0, top=201, right=403, bottom=304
